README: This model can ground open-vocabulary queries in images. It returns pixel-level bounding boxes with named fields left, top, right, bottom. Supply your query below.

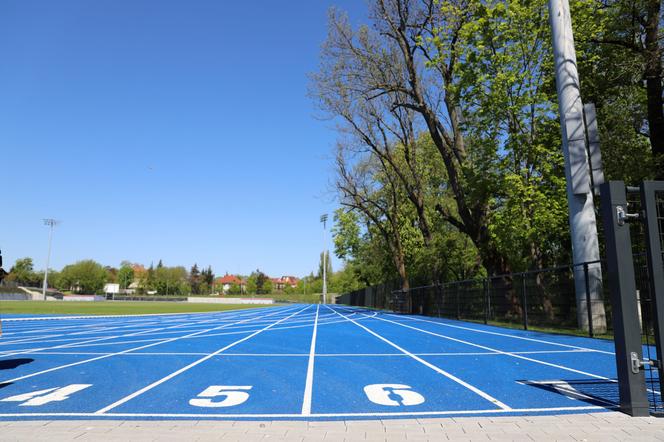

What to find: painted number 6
left=364, top=384, right=425, bottom=406
left=189, top=385, right=252, bottom=408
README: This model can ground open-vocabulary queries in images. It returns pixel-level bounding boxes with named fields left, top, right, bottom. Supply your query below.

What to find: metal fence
left=340, top=261, right=616, bottom=337
left=626, top=187, right=664, bottom=413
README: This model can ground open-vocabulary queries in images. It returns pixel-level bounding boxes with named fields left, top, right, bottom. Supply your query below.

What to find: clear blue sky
left=0, top=0, right=368, bottom=277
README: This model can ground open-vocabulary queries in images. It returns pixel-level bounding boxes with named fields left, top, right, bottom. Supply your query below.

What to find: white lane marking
left=1, top=349, right=594, bottom=357
left=0, top=314, right=223, bottom=358
left=0, top=311, right=370, bottom=354
left=388, top=313, right=615, bottom=355
left=0, top=306, right=274, bottom=322
left=365, top=313, right=616, bottom=382
left=301, top=303, right=320, bottom=415
left=0, top=405, right=612, bottom=418
left=0, top=306, right=300, bottom=385
left=189, top=385, right=252, bottom=408
left=4, top=312, right=371, bottom=353
left=326, top=305, right=512, bottom=410
left=364, top=384, right=425, bottom=406
left=0, top=307, right=279, bottom=356
left=94, top=305, right=311, bottom=414
left=1, top=384, right=92, bottom=406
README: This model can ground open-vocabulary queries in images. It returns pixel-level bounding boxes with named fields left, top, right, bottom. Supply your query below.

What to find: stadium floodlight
left=320, top=214, right=328, bottom=305
left=42, top=219, right=59, bottom=300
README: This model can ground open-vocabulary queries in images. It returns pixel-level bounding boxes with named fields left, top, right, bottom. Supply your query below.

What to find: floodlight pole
left=548, top=0, right=605, bottom=332
left=320, top=214, right=328, bottom=305
left=42, top=219, right=58, bottom=300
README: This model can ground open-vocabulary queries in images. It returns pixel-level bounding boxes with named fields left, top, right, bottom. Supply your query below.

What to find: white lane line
left=3, top=349, right=594, bottom=357
left=0, top=314, right=226, bottom=358
left=12, top=312, right=372, bottom=352
left=0, top=307, right=272, bottom=322
left=0, top=305, right=299, bottom=385
left=95, top=304, right=311, bottom=414
left=0, top=307, right=278, bottom=356
left=301, top=303, right=320, bottom=415
left=389, top=313, right=615, bottom=355
left=0, top=321, right=174, bottom=347
left=326, top=305, right=511, bottom=410
left=365, top=313, right=616, bottom=382
left=0, top=404, right=610, bottom=418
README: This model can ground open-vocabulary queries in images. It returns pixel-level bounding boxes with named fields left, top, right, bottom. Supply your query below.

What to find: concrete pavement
left=0, top=412, right=662, bottom=441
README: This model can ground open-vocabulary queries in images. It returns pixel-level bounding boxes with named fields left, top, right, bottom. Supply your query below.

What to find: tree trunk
left=645, top=0, right=664, bottom=177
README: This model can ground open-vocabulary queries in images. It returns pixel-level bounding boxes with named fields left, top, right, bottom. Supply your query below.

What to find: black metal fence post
left=483, top=279, right=489, bottom=325
left=455, top=284, right=460, bottom=320
left=521, top=274, right=528, bottom=330
left=584, top=262, right=594, bottom=338
left=640, top=181, right=664, bottom=395
left=600, top=181, right=649, bottom=416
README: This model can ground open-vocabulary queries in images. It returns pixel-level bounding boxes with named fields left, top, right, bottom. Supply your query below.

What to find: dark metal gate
left=601, top=181, right=664, bottom=416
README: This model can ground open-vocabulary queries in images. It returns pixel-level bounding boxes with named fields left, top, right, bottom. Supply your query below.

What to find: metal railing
left=393, top=260, right=612, bottom=337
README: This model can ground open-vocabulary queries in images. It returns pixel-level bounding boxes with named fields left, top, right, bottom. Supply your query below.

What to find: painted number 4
left=189, top=385, right=252, bottom=408
left=1, top=384, right=91, bottom=406
left=364, top=384, right=425, bottom=406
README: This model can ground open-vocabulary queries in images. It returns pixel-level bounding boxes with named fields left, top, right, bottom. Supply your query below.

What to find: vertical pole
left=455, top=284, right=460, bottom=320
left=42, top=221, right=55, bottom=301
left=521, top=275, right=529, bottom=330
left=584, top=262, right=594, bottom=337
left=320, top=214, right=328, bottom=305
left=322, top=229, right=327, bottom=305
left=483, top=279, right=489, bottom=325
left=640, top=181, right=664, bottom=391
left=548, top=0, right=606, bottom=333
left=600, top=181, right=649, bottom=416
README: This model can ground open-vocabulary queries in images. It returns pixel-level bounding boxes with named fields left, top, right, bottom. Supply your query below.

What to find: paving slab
left=0, top=413, right=663, bottom=441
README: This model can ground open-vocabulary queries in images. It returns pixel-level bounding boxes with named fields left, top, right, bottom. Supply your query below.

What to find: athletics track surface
left=0, top=304, right=624, bottom=420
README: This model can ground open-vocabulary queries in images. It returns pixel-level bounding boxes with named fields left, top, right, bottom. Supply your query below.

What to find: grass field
left=0, top=301, right=275, bottom=316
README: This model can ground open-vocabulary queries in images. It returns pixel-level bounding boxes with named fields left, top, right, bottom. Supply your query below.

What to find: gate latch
left=617, top=206, right=640, bottom=226
left=631, top=352, right=659, bottom=374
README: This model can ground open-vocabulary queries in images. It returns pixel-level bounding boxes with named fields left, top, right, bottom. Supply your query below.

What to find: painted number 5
left=364, top=384, right=425, bottom=406
left=189, top=385, right=252, bottom=408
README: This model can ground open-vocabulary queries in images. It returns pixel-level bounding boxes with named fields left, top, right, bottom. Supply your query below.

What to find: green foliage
left=317, top=251, right=333, bottom=279
left=189, top=263, right=201, bottom=295
left=227, top=282, right=243, bottom=295
left=117, top=264, right=134, bottom=289
left=246, top=269, right=271, bottom=294
left=153, top=265, right=190, bottom=296
left=57, top=260, right=107, bottom=294
left=7, top=257, right=42, bottom=286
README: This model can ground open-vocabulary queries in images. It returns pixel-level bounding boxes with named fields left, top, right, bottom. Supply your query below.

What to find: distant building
left=271, top=276, right=299, bottom=291
left=215, top=274, right=246, bottom=294
left=124, top=281, right=140, bottom=295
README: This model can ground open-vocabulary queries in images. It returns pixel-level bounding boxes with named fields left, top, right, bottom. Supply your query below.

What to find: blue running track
left=0, top=304, right=625, bottom=420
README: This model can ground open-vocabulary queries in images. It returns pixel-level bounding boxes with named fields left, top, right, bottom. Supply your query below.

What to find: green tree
left=7, top=257, right=41, bottom=285
left=317, top=251, right=333, bottom=280
left=58, top=260, right=107, bottom=293
left=247, top=269, right=271, bottom=294
left=227, top=282, right=242, bottom=295
left=189, top=263, right=201, bottom=295
left=154, top=266, right=189, bottom=295
left=201, top=266, right=214, bottom=287
left=117, top=264, right=135, bottom=290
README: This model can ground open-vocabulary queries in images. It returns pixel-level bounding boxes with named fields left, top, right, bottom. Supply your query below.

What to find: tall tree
left=189, top=263, right=201, bottom=295
left=117, top=264, right=134, bottom=290
left=317, top=251, right=333, bottom=280
left=58, top=260, right=107, bottom=293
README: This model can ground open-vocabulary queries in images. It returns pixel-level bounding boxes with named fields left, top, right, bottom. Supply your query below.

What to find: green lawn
left=0, top=301, right=275, bottom=316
